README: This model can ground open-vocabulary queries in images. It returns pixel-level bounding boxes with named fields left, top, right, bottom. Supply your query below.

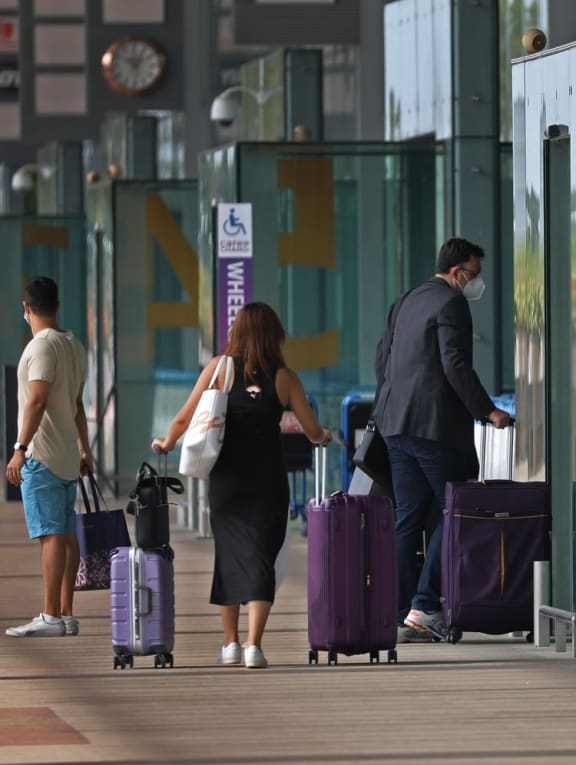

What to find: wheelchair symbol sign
left=223, top=208, right=246, bottom=236
left=217, top=203, right=252, bottom=259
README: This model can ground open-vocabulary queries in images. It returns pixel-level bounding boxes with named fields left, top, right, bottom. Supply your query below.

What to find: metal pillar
left=450, top=0, right=501, bottom=394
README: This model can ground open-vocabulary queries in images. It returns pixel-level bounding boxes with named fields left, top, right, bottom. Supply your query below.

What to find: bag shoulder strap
left=373, top=288, right=414, bottom=417
left=207, top=355, right=234, bottom=393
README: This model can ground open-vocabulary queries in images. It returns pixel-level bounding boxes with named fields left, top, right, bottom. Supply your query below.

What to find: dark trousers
left=384, top=435, right=478, bottom=621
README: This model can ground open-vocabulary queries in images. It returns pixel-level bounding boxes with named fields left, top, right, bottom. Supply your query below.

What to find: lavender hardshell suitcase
left=442, top=421, right=550, bottom=643
left=307, top=449, right=398, bottom=665
left=110, top=546, right=175, bottom=669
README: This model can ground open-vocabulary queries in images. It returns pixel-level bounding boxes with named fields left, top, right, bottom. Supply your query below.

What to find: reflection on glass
left=86, top=181, right=199, bottom=491
left=198, top=141, right=443, bottom=487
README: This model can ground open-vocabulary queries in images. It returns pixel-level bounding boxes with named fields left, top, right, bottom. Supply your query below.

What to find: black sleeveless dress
left=208, top=357, right=289, bottom=605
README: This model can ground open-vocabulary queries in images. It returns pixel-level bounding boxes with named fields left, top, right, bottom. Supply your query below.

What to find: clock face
left=101, top=37, right=166, bottom=96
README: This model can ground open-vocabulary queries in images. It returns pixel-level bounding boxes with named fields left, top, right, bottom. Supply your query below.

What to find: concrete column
left=183, top=0, right=217, bottom=177
left=356, top=0, right=385, bottom=140
left=285, top=49, right=323, bottom=141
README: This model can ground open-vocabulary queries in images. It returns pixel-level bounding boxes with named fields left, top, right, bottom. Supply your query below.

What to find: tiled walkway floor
left=1, top=500, right=576, bottom=765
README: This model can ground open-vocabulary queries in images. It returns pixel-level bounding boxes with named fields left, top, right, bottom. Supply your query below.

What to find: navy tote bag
left=74, top=473, right=131, bottom=591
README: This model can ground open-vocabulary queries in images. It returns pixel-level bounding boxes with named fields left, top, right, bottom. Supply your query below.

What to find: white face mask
left=23, top=311, right=30, bottom=325
left=462, top=274, right=486, bottom=301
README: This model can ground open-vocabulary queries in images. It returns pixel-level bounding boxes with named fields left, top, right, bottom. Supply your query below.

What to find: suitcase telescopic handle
left=314, top=445, right=327, bottom=504
left=479, top=417, right=515, bottom=481
left=152, top=444, right=169, bottom=477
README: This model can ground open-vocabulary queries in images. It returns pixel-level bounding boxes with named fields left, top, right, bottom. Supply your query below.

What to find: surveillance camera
left=11, top=164, right=38, bottom=192
left=210, top=95, right=239, bottom=127
left=522, top=28, right=547, bottom=54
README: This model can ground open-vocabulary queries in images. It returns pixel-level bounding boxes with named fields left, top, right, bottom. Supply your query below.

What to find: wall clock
left=101, top=37, right=166, bottom=96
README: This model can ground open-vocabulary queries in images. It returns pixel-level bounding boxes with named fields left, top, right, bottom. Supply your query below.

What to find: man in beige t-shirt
left=5, top=277, right=93, bottom=637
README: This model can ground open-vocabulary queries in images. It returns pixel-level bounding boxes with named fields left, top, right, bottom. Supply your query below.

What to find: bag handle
left=77, top=474, right=101, bottom=514
left=138, top=460, right=157, bottom=479
left=166, top=476, right=185, bottom=495
left=207, top=355, right=234, bottom=393
left=129, top=474, right=185, bottom=497
left=87, top=472, right=112, bottom=511
left=77, top=473, right=111, bottom=514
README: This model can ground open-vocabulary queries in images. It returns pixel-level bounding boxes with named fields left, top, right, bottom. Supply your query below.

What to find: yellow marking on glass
left=284, top=329, right=339, bottom=370
left=22, top=224, right=69, bottom=249
left=277, top=157, right=336, bottom=268
left=146, top=193, right=198, bottom=327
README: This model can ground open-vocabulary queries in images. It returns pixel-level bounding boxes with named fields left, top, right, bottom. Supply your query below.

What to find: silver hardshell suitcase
left=110, top=546, right=175, bottom=669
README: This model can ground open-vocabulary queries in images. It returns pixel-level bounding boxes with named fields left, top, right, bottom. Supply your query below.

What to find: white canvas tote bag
left=178, top=356, right=234, bottom=478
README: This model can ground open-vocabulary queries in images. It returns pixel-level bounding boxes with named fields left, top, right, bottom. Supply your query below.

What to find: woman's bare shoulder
left=275, top=365, right=294, bottom=380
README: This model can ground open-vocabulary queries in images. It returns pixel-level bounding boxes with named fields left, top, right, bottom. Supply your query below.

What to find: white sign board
left=217, top=203, right=253, bottom=258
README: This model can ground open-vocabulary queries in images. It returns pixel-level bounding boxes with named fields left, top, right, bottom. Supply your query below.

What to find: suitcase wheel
left=447, top=627, right=463, bottom=644
left=387, top=649, right=398, bottom=664
left=154, top=652, right=174, bottom=669
left=369, top=650, right=380, bottom=664
left=328, top=650, right=338, bottom=665
left=308, top=649, right=318, bottom=665
left=113, top=654, right=132, bottom=670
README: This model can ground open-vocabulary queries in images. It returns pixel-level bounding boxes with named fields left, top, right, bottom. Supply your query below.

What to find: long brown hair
left=225, top=302, right=287, bottom=380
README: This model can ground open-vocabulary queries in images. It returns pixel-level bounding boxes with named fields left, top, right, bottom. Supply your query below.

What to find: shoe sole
left=397, top=633, right=435, bottom=644
left=245, top=662, right=268, bottom=669
left=221, top=657, right=241, bottom=665
left=5, top=630, right=65, bottom=637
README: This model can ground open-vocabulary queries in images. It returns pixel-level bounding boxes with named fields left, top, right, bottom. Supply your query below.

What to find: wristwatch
left=13, top=442, right=27, bottom=451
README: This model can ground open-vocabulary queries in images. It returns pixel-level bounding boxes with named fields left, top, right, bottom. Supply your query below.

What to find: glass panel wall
left=199, top=141, right=443, bottom=487
left=512, top=43, right=576, bottom=609
left=0, top=216, right=86, bottom=476
left=86, top=180, right=199, bottom=492
left=499, top=0, right=547, bottom=141
left=0, top=216, right=86, bottom=367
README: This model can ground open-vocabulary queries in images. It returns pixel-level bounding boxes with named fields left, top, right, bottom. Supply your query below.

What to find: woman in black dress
left=152, top=303, right=331, bottom=668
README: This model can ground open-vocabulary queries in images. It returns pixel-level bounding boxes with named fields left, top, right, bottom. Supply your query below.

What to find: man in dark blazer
left=373, top=237, right=510, bottom=642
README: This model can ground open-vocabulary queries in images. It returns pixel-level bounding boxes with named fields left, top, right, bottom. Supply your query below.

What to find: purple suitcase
left=307, top=449, right=398, bottom=665
left=442, top=422, right=550, bottom=642
left=110, top=546, right=175, bottom=669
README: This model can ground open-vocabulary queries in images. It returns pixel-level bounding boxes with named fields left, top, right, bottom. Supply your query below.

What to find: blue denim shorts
left=20, top=458, right=77, bottom=539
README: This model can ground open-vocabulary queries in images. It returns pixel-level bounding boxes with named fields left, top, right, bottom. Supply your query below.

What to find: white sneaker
left=5, top=614, right=65, bottom=637
left=219, top=641, right=241, bottom=665
left=63, top=617, right=79, bottom=636
left=243, top=644, right=268, bottom=669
